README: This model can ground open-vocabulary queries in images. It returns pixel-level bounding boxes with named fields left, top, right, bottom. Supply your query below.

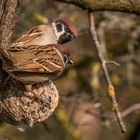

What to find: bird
left=1, top=18, right=77, bottom=71
left=2, top=44, right=73, bottom=99
left=0, top=18, right=77, bottom=102
left=12, top=18, right=77, bottom=47
left=0, top=18, right=77, bottom=70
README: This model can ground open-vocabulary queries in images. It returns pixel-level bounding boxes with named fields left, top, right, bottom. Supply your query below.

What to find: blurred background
left=0, top=0, right=140, bottom=140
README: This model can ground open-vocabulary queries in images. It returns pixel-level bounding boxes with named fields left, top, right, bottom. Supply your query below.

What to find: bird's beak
left=69, top=58, right=74, bottom=64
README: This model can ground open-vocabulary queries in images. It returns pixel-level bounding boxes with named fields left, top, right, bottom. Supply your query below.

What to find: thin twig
left=113, top=103, right=140, bottom=122
left=88, top=12, right=126, bottom=133
left=122, top=103, right=140, bottom=118
left=106, top=60, right=120, bottom=67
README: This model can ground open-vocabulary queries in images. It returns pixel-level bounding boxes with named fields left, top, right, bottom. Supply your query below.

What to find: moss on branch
left=56, top=0, right=140, bottom=15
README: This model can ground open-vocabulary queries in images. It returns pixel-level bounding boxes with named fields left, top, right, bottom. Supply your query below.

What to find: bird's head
left=51, top=18, right=78, bottom=44
left=62, top=49, right=73, bottom=64
left=56, top=45, right=73, bottom=64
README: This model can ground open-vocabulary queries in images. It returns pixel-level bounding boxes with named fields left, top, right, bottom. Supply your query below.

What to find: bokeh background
left=0, top=0, right=140, bottom=140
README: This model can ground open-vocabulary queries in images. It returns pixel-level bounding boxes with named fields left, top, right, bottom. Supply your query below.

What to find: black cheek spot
left=56, top=24, right=62, bottom=32
left=58, top=33, right=68, bottom=44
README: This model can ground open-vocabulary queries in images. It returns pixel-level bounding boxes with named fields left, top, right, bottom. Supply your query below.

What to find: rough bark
left=0, top=0, right=19, bottom=85
left=0, top=0, right=19, bottom=50
left=56, top=0, right=140, bottom=15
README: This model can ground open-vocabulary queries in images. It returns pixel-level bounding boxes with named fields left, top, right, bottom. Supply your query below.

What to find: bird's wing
left=14, top=25, right=46, bottom=44
left=7, top=45, right=65, bottom=74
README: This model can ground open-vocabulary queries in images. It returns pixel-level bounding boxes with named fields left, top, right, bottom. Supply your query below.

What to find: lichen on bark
left=56, top=0, right=140, bottom=15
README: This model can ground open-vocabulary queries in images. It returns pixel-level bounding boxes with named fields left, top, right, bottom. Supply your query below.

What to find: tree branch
left=0, top=0, right=19, bottom=83
left=88, top=12, right=126, bottom=133
left=122, top=103, right=140, bottom=118
left=0, top=0, right=19, bottom=50
left=113, top=103, right=140, bottom=121
left=55, top=0, right=140, bottom=15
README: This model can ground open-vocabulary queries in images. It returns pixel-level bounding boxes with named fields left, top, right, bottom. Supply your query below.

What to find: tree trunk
left=0, top=0, right=19, bottom=84
left=0, top=0, right=19, bottom=49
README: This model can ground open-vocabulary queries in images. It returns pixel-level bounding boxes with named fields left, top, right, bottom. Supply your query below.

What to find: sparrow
left=0, top=18, right=77, bottom=102
left=2, top=44, right=73, bottom=97
left=1, top=18, right=77, bottom=73
left=12, top=18, right=77, bottom=47
left=4, top=44, right=73, bottom=82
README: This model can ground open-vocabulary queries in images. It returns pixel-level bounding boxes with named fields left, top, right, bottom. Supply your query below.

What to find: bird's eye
left=56, top=23, right=62, bottom=32
left=65, top=26, right=69, bottom=32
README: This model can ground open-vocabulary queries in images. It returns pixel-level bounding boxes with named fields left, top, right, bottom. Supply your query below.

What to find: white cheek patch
left=51, top=23, right=65, bottom=41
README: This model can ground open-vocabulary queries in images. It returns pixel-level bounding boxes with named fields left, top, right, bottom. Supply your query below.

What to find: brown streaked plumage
left=14, top=24, right=57, bottom=46
left=3, top=44, right=73, bottom=84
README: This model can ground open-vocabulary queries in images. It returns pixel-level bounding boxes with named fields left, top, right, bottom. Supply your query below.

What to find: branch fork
left=88, top=12, right=126, bottom=133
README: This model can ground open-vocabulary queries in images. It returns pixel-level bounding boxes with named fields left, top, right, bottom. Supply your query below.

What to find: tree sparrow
left=4, top=44, right=73, bottom=83
left=0, top=18, right=77, bottom=102
left=13, top=18, right=77, bottom=46
left=3, top=44, right=73, bottom=99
